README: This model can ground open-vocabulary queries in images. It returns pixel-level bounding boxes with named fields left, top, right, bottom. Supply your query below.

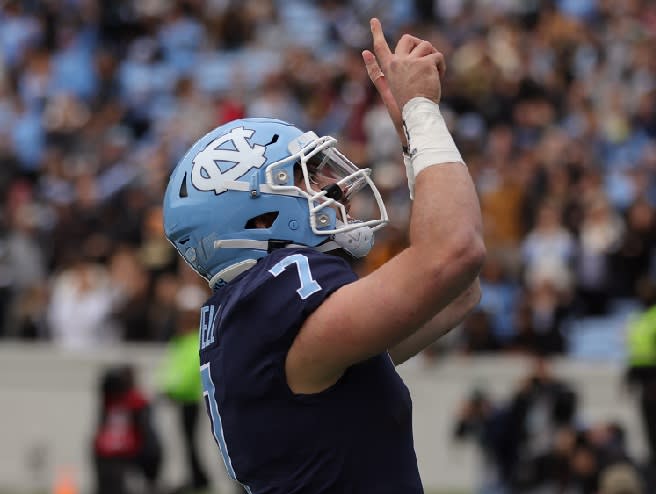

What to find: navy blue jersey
left=199, top=248, right=423, bottom=494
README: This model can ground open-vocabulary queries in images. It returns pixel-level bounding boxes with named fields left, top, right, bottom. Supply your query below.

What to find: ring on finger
left=370, top=68, right=384, bottom=81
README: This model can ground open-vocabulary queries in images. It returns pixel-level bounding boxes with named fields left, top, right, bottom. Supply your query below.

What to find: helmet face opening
left=268, top=131, right=388, bottom=235
left=304, top=148, right=368, bottom=201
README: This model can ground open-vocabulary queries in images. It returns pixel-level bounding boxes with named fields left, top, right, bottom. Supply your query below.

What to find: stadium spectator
left=1, top=198, right=47, bottom=338
left=611, top=199, right=656, bottom=299
left=46, top=256, right=123, bottom=350
left=626, top=289, right=656, bottom=477
left=459, top=309, right=500, bottom=355
left=516, top=280, right=570, bottom=356
left=92, top=364, right=162, bottom=494
left=455, top=360, right=582, bottom=493
left=521, top=200, right=576, bottom=295
left=478, top=255, right=521, bottom=345
left=108, top=246, right=152, bottom=342
left=453, top=388, right=512, bottom=494
left=575, top=194, right=624, bottom=316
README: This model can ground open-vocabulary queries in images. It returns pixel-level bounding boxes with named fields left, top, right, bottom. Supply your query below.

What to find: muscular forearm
left=388, top=278, right=481, bottom=365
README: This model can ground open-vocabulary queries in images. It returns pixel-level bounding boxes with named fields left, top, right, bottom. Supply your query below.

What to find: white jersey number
left=269, top=254, right=322, bottom=300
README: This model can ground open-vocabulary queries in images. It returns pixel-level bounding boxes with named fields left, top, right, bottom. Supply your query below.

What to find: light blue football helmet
left=163, top=118, right=388, bottom=287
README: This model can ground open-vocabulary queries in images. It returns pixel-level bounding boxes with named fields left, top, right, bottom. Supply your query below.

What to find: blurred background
left=0, top=0, right=655, bottom=493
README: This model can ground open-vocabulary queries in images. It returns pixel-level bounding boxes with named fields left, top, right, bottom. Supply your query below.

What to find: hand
left=362, top=49, right=407, bottom=148
left=364, top=18, right=446, bottom=115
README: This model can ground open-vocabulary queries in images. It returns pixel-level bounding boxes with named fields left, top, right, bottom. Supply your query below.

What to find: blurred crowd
left=0, top=0, right=655, bottom=356
left=454, top=359, right=652, bottom=494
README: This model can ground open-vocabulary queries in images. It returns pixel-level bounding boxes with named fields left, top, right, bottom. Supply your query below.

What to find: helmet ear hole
left=244, top=212, right=279, bottom=229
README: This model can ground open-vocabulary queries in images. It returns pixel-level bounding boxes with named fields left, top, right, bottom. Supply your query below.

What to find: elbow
left=426, top=229, right=486, bottom=291
left=448, top=229, right=486, bottom=282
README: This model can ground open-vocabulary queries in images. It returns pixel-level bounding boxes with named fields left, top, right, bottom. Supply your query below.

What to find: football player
left=162, top=18, right=484, bottom=494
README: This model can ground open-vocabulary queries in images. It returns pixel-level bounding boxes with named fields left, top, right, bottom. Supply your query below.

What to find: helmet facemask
left=267, top=131, right=389, bottom=239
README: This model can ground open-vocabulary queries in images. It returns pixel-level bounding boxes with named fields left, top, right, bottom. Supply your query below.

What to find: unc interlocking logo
left=191, top=127, right=266, bottom=194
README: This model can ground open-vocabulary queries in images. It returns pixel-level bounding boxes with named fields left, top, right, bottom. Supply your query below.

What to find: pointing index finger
left=370, top=18, right=392, bottom=64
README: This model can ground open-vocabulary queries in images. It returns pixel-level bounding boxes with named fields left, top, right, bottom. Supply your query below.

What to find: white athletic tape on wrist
left=402, top=97, right=464, bottom=181
left=402, top=152, right=415, bottom=200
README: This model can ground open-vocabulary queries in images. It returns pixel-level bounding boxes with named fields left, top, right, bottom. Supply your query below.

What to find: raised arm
left=286, top=18, right=485, bottom=393
left=364, top=26, right=481, bottom=364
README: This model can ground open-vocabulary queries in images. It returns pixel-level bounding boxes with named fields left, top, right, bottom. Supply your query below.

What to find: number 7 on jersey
left=269, top=254, right=322, bottom=299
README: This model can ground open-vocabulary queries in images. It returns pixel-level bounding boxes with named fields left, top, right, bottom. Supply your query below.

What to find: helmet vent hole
left=264, top=134, right=279, bottom=147
left=179, top=173, right=188, bottom=198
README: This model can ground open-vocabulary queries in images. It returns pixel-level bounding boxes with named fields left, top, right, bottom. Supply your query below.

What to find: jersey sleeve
left=258, top=248, right=357, bottom=330
left=217, top=248, right=357, bottom=390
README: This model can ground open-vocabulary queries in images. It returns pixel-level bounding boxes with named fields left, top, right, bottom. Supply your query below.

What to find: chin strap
left=315, top=240, right=341, bottom=252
